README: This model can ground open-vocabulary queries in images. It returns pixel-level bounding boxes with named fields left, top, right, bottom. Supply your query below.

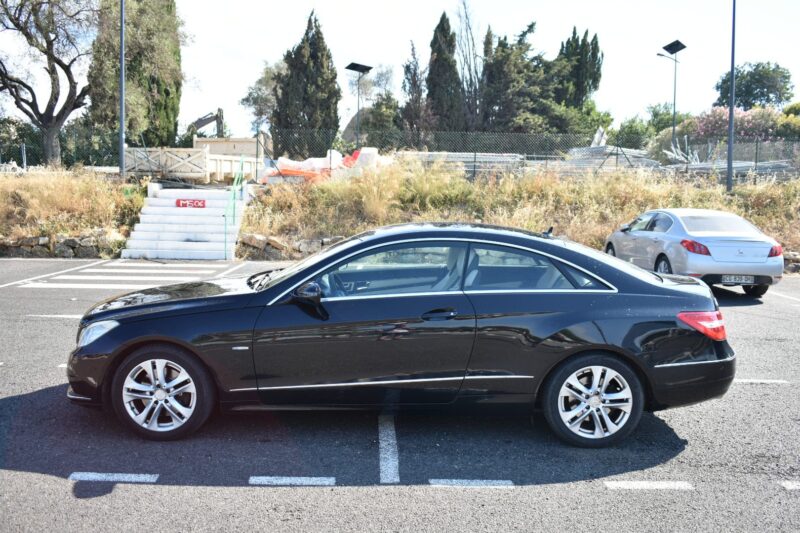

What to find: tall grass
left=243, top=161, right=800, bottom=252
left=0, top=171, right=145, bottom=238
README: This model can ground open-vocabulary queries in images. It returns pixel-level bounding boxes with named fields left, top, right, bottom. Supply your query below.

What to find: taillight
left=677, top=310, right=727, bottom=341
left=768, top=244, right=783, bottom=257
left=681, top=239, right=711, bottom=255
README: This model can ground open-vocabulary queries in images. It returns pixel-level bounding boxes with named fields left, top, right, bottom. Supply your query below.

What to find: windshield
left=681, top=214, right=760, bottom=234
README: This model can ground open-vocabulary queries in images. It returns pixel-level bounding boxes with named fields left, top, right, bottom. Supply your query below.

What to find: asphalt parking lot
left=0, top=258, right=798, bottom=531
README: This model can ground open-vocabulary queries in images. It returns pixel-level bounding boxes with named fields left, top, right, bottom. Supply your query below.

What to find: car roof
left=355, top=222, right=557, bottom=245
left=654, top=208, right=742, bottom=219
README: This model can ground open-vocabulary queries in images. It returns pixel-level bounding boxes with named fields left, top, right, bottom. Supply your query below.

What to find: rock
left=79, top=236, right=97, bottom=247
left=55, top=234, right=68, bottom=244
left=20, top=236, right=39, bottom=246
left=29, top=245, right=51, bottom=258
left=54, top=243, right=75, bottom=258
left=38, top=236, right=50, bottom=246
left=267, top=236, right=289, bottom=251
left=62, top=238, right=80, bottom=248
left=241, top=233, right=268, bottom=250
left=786, top=262, right=800, bottom=274
left=295, top=239, right=322, bottom=254
left=75, top=246, right=99, bottom=258
left=322, top=236, right=344, bottom=246
left=784, top=251, right=800, bottom=262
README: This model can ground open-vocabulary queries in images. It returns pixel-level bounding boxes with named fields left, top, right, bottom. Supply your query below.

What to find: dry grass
left=0, top=170, right=145, bottom=238
left=243, top=161, right=800, bottom=252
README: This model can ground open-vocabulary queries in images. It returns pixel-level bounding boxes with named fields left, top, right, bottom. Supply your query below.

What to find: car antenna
left=543, top=226, right=554, bottom=237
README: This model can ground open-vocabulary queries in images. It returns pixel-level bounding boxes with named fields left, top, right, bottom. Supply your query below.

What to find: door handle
left=421, top=308, right=458, bottom=321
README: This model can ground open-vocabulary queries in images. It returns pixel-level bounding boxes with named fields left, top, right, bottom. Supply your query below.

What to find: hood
left=84, top=275, right=255, bottom=323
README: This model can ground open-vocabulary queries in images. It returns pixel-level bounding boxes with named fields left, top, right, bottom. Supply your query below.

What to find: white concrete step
left=121, top=249, right=232, bottom=260
left=125, top=240, right=235, bottom=252
left=145, top=197, right=238, bottom=209
left=156, top=189, right=233, bottom=200
left=129, top=231, right=231, bottom=243
left=141, top=206, right=228, bottom=217
left=133, top=223, right=239, bottom=234
left=139, top=214, right=233, bottom=225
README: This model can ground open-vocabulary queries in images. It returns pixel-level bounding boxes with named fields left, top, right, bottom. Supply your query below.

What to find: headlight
left=77, top=320, right=119, bottom=348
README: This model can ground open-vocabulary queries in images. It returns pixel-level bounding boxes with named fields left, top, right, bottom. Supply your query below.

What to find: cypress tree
left=426, top=13, right=465, bottom=131
left=271, top=12, right=341, bottom=157
left=554, top=26, right=603, bottom=108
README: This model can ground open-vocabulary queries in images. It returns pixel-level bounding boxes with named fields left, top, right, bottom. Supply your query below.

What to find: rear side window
left=649, top=214, right=673, bottom=233
left=464, top=244, right=574, bottom=290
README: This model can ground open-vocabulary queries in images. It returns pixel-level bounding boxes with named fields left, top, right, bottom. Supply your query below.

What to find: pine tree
left=426, top=13, right=465, bottom=131
left=554, top=27, right=603, bottom=108
left=271, top=12, right=341, bottom=158
left=88, top=0, right=183, bottom=147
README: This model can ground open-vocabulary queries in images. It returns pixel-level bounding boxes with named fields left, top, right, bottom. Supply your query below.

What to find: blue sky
left=2, top=0, right=798, bottom=138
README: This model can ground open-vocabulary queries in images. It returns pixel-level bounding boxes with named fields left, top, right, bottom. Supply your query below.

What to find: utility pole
left=726, top=0, right=737, bottom=192
left=119, top=0, right=126, bottom=178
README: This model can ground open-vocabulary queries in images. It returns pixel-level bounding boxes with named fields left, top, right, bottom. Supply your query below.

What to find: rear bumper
left=679, top=254, right=783, bottom=285
left=649, top=353, right=735, bottom=410
left=700, top=274, right=780, bottom=286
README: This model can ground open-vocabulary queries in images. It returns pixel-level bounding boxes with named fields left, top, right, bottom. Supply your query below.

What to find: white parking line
left=53, top=275, right=198, bottom=281
left=734, top=379, right=790, bottom=384
left=771, top=291, right=800, bottom=303
left=604, top=481, right=693, bottom=490
left=0, top=260, right=108, bottom=289
left=21, top=283, right=157, bottom=290
left=58, top=363, right=67, bottom=368
left=68, top=472, right=159, bottom=483
left=781, top=481, right=800, bottom=490
left=108, top=262, right=225, bottom=269
left=429, top=479, right=514, bottom=488
left=248, top=476, right=336, bottom=486
left=378, top=414, right=400, bottom=484
left=80, top=268, right=216, bottom=275
left=27, top=314, right=83, bottom=319
left=217, top=262, right=249, bottom=278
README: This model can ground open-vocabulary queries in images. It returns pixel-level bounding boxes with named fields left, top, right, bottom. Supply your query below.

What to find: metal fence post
left=21, top=143, right=27, bottom=169
left=472, top=151, right=477, bottom=181
left=754, top=138, right=759, bottom=172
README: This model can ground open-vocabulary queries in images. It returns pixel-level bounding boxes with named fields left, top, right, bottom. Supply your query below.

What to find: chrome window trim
left=321, top=291, right=461, bottom=303
left=463, top=289, right=618, bottom=295
left=268, top=237, right=618, bottom=305
left=653, top=353, right=735, bottom=368
left=228, top=374, right=534, bottom=393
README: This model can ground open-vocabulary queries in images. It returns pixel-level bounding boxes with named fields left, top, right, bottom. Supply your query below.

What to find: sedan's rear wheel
left=605, top=244, right=616, bottom=257
left=542, top=354, right=643, bottom=448
left=743, top=284, right=769, bottom=298
left=111, top=344, right=215, bottom=441
left=655, top=256, right=673, bottom=274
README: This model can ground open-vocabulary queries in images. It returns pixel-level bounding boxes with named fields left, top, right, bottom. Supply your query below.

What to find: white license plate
left=721, top=275, right=755, bottom=284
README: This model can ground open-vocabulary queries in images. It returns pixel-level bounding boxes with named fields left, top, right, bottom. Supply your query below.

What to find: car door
left=626, top=212, right=657, bottom=268
left=641, top=213, right=674, bottom=270
left=459, top=242, right=613, bottom=398
left=616, top=212, right=654, bottom=263
left=251, top=241, right=477, bottom=406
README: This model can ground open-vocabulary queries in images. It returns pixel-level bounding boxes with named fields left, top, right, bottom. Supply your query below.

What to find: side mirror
left=292, top=281, right=328, bottom=320
left=619, top=223, right=631, bottom=232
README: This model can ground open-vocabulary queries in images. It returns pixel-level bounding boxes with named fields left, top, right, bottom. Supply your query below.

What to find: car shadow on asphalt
left=712, top=286, right=763, bottom=307
left=0, top=385, right=686, bottom=498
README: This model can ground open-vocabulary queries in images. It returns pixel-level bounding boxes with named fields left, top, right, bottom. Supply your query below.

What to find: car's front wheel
left=655, top=255, right=673, bottom=274
left=111, top=344, right=215, bottom=441
left=743, top=284, right=769, bottom=298
left=605, top=244, right=616, bottom=256
left=542, top=354, right=644, bottom=448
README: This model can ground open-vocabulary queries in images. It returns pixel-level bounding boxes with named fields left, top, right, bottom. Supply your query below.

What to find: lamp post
left=726, top=0, right=737, bottom=192
left=119, top=0, right=126, bottom=177
left=345, top=62, right=373, bottom=148
left=657, top=40, right=686, bottom=151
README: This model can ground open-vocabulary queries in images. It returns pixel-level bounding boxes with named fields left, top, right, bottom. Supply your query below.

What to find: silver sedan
left=604, top=208, right=783, bottom=297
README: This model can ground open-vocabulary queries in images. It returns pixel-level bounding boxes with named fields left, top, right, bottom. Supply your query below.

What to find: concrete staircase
left=121, top=184, right=248, bottom=260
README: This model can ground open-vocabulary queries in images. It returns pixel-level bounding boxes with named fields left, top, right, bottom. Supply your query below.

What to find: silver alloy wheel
left=122, top=358, right=196, bottom=432
left=656, top=258, right=672, bottom=274
left=557, top=365, right=633, bottom=439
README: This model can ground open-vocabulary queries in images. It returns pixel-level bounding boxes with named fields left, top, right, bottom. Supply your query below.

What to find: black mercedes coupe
left=67, top=223, right=735, bottom=447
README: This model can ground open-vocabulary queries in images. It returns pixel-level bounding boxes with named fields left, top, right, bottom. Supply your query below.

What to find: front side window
left=313, top=242, right=467, bottom=298
left=464, top=244, right=575, bottom=291
left=630, top=213, right=655, bottom=232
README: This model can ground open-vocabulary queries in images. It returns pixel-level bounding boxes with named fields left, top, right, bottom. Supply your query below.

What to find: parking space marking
left=22, top=283, right=157, bottom=290
left=27, top=314, right=83, bottom=319
left=771, top=291, right=800, bottom=303
left=53, top=275, right=198, bottom=282
left=429, top=479, right=514, bottom=488
left=604, top=481, right=693, bottom=490
left=0, top=260, right=108, bottom=289
left=68, top=472, right=159, bottom=483
left=217, top=262, right=249, bottom=278
left=734, top=379, right=790, bottom=384
left=781, top=481, right=800, bottom=490
left=80, top=268, right=216, bottom=275
left=378, top=414, right=400, bottom=484
left=248, top=476, right=336, bottom=486
left=58, top=363, right=67, bottom=368
left=110, top=261, right=226, bottom=268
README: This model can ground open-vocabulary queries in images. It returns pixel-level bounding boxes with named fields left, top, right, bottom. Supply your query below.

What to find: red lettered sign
left=175, top=199, right=206, bottom=208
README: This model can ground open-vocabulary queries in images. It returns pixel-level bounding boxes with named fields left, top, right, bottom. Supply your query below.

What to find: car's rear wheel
left=605, top=244, right=616, bottom=256
left=743, top=284, right=769, bottom=298
left=111, top=344, right=215, bottom=441
left=655, top=255, right=673, bottom=274
left=542, top=354, right=644, bottom=448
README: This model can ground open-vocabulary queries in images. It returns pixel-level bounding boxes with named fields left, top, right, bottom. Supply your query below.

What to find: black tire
left=743, top=284, right=769, bottom=298
left=542, top=353, right=644, bottom=448
left=605, top=244, right=616, bottom=256
left=111, top=344, right=215, bottom=441
left=655, top=255, right=673, bottom=274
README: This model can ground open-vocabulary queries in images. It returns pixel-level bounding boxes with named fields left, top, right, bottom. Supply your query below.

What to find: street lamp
left=119, top=0, right=126, bottom=177
left=726, top=0, right=737, bottom=192
left=345, top=62, right=372, bottom=148
left=657, top=39, right=686, bottom=150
